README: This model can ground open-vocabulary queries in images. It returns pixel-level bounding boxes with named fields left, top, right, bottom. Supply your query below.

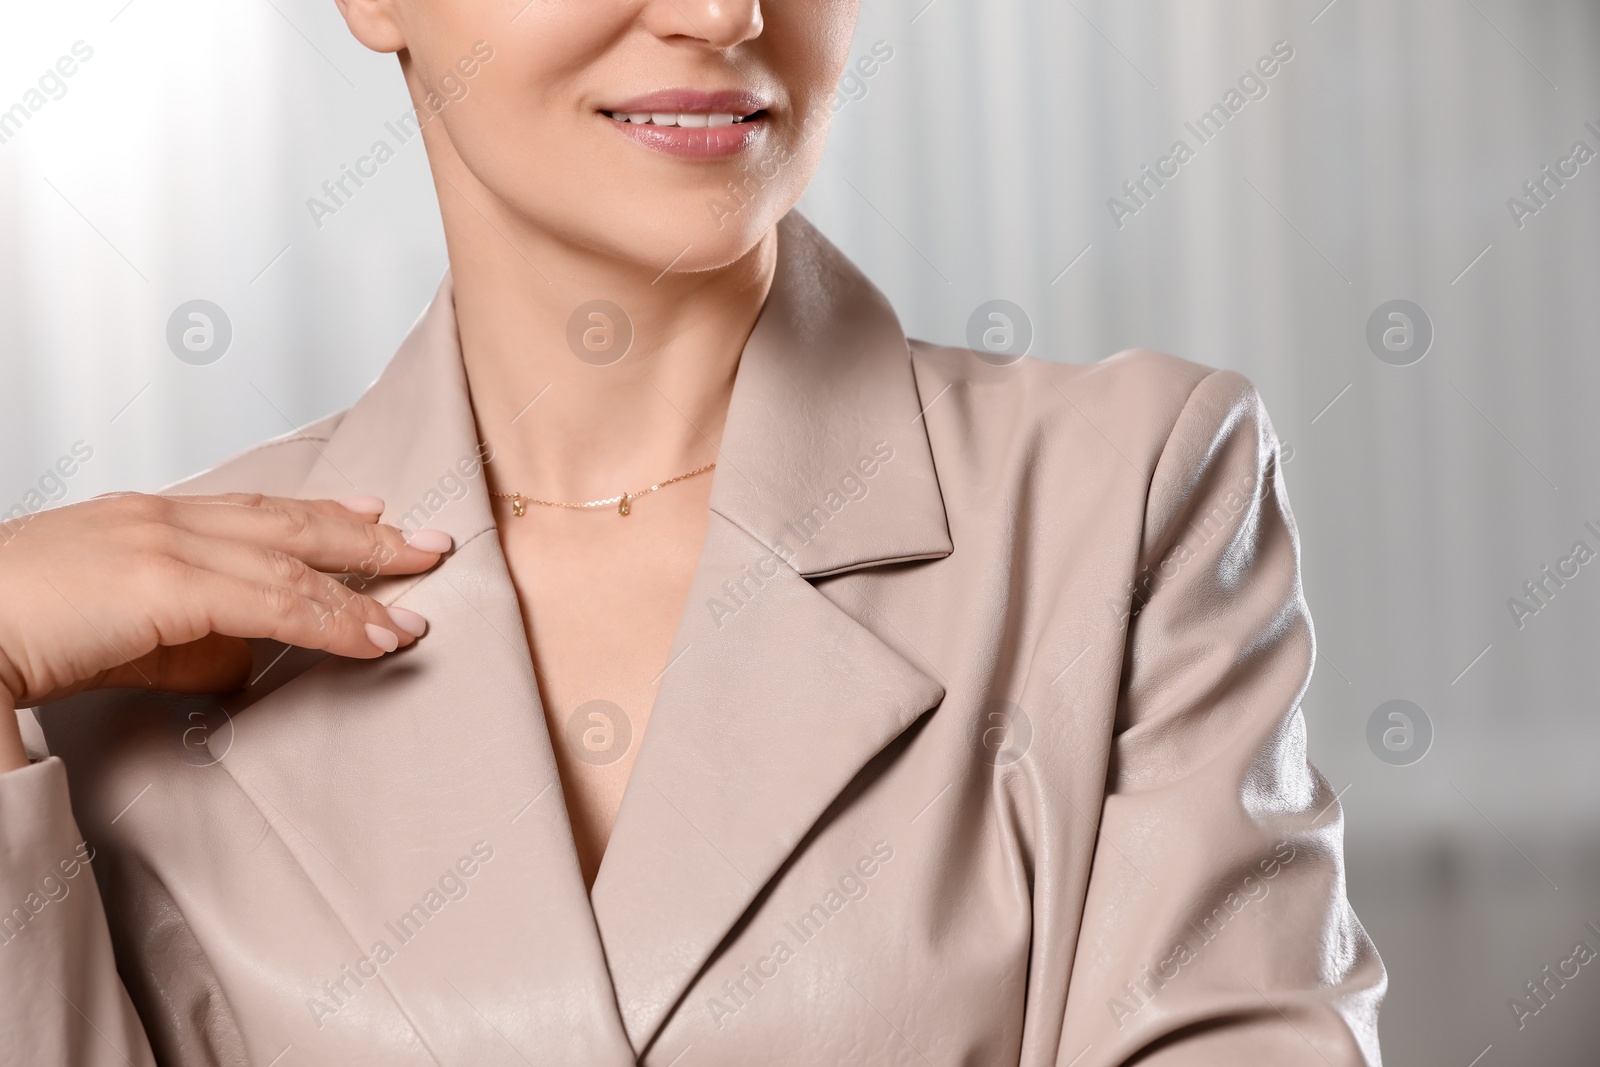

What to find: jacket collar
left=708, top=212, right=952, bottom=575
left=220, top=210, right=950, bottom=1059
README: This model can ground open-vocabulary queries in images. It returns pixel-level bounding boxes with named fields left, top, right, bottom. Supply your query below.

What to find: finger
left=144, top=496, right=451, bottom=576
left=101, top=491, right=380, bottom=524
left=168, top=563, right=411, bottom=660
left=165, top=492, right=387, bottom=523
left=160, top=533, right=424, bottom=649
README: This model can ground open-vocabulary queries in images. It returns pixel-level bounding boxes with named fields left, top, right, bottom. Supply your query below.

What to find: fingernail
left=404, top=528, right=453, bottom=554
left=387, top=606, right=428, bottom=637
left=364, top=623, right=400, bottom=652
left=340, top=495, right=386, bottom=515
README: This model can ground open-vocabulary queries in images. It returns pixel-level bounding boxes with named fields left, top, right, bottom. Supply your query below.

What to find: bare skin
left=0, top=0, right=859, bottom=890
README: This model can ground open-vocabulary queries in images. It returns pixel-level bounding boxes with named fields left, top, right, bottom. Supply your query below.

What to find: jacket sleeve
left=0, top=756, right=158, bottom=1067
left=1059, top=369, right=1386, bottom=1065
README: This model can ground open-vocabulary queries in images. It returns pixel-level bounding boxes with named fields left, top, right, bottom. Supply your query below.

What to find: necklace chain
left=489, top=461, right=716, bottom=517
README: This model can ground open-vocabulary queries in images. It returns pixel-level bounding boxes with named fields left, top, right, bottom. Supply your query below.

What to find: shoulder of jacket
left=907, top=340, right=1250, bottom=472
left=162, top=410, right=349, bottom=497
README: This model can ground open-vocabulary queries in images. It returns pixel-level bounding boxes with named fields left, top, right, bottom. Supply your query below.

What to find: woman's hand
left=0, top=492, right=449, bottom=771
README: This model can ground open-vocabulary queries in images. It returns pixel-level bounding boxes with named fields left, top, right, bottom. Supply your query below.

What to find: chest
left=491, top=488, right=713, bottom=882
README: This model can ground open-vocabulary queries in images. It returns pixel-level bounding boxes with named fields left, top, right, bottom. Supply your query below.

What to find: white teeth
left=610, top=110, right=757, bottom=127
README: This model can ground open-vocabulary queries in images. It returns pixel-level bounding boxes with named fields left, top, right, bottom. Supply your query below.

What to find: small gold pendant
left=617, top=493, right=631, bottom=517
left=511, top=493, right=526, bottom=517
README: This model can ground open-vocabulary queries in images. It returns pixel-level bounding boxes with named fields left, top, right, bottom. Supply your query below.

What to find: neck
left=439, top=174, right=777, bottom=504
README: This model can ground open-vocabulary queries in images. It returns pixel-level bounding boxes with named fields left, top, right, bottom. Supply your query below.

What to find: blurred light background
left=3, top=0, right=1598, bottom=1062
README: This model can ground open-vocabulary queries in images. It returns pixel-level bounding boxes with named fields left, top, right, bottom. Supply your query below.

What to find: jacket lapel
left=589, top=213, right=953, bottom=1052
left=198, top=209, right=952, bottom=1059
left=210, top=281, right=637, bottom=1064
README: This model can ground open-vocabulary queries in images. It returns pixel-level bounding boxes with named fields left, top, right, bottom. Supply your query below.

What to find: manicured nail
left=404, top=528, right=453, bottom=554
left=387, top=606, right=428, bottom=637
left=364, top=623, right=400, bottom=652
left=340, top=495, right=386, bottom=515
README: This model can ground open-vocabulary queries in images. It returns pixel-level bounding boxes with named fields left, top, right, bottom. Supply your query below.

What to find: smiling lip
left=600, top=88, right=771, bottom=160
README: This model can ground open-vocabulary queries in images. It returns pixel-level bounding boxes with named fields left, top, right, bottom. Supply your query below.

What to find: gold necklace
left=489, top=461, right=716, bottom=517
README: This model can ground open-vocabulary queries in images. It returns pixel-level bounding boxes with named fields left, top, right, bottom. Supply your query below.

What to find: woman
left=0, top=1, right=1384, bottom=1064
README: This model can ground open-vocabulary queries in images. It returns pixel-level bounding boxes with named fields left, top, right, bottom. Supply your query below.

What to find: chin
left=586, top=150, right=811, bottom=275
left=507, top=198, right=774, bottom=278
left=658, top=207, right=785, bottom=274
left=525, top=171, right=798, bottom=277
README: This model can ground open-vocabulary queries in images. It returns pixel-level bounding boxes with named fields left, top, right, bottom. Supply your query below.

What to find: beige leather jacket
left=1, top=213, right=1384, bottom=1066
